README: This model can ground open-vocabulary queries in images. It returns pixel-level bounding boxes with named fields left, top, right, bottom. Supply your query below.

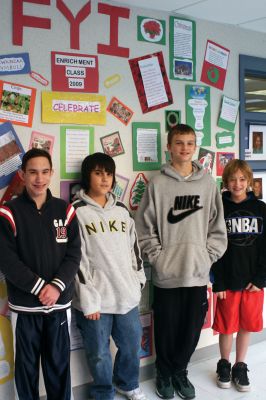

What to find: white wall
left=1, top=0, right=266, bottom=398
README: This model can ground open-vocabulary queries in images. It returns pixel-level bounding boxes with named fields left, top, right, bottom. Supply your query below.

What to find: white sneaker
left=116, top=386, right=148, bottom=400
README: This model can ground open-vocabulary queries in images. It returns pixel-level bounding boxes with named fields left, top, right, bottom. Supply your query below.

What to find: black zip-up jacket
left=212, top=191, right=266, bottom=292
left=0, top=189, right=81, bottom=314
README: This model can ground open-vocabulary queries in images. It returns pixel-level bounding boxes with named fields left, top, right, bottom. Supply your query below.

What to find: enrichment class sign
left=42, top=92, right=106, bottom=125
left=51, top=52, right=99, bottom=93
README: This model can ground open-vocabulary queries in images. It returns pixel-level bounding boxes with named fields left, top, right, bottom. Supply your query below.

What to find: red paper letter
left=13, top=0, right=51, bottom=46
left=57, top=0, right=91, bottom=50
left=98, top=3, right=130, bottom=58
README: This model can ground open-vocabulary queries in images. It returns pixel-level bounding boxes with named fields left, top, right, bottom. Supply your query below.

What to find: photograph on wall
left=107, top=97, right=133, bottom=126
left=186, top=85, right=210, bottom=146
left=132, top=122, right=161, bottom=171
left=165, top=110, right=181, bottom=132
left=169, top=16, right=196, bottom=81
left=51, top=51, right=99, bottom=93
left=200, top=40, right=230, bottom=90
left=198, top=147, right=215, bottom=175
left=252, top=177, right=263, bottom=199
left=60, top=126, right=94, bottom=179
left=0, top=122, right=24, bottom=189
left=42, top=91, right=106, bottom=125
left=218, top=95, right=239, bottom=131
left=112, top=173, right=130, bottom=202
left=140, top=312, right=153, bottom=359
left=216, top=152, right=235, bottom=176
left=60, top=180, right=82, bottom=203
left=0, top=53, right=31, bottom=76
left=245, top=125, right=266, bottom=161
left=29, top=131, right=55, bottom=155
left=100, top=131, right=125, bottom=157
left=137, top=16, right=166, bottom=44
left=0, top=80, right=36, bottom=127
left=129, top=51, right=173, bottom=113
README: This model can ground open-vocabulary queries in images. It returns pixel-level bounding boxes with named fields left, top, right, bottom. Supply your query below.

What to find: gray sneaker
left=172, top=370, right=195, bottom=399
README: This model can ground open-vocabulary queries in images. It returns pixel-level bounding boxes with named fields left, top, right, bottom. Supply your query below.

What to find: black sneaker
left=172, top=370, right=195, bottom=399
left=232, top=362, right=251, bottom=392
left=155, top=371, right=174, bottom=399
left=216, top=359, right=231, bottom=389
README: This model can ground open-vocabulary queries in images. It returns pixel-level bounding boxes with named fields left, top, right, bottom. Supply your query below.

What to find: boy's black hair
left=81, top=152, right=116, bottom=192
left=21, top=148, right=52, bottom=171
left=167, top=124, right=196, bottom=145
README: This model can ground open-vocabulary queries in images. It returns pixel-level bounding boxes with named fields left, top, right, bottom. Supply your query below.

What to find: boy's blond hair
left=167, top=124, right=196, bottom=145
left=222, top=159, right=253, bottom=189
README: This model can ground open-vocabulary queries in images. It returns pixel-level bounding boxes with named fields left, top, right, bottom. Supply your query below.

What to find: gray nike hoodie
left=72, top=190, right=146, bottom=315
left=135, top=161, right=227, bottom=288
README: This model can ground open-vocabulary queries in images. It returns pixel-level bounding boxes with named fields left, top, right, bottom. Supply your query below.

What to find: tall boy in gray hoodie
left=135, top=124, right=227, bottom=400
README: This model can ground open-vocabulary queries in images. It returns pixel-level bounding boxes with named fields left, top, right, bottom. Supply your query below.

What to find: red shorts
left=212, top=289, right=264, bottom=334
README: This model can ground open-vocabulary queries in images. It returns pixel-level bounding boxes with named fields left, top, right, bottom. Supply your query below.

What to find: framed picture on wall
left=100, top=131, right=125, bottom=157
left=253, top=172, right=266, bottom=202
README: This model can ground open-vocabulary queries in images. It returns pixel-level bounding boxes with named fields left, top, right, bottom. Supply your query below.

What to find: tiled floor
left=115, top=340, right=266, bottom=400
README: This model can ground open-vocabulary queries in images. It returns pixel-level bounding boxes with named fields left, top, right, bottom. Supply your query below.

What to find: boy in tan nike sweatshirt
left=135, top=124, right=227, bottom=400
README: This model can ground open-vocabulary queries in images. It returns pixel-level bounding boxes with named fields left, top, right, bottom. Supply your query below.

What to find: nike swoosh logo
left=60, top=320, right=67, bottom=326
left=167, top=206, right=203, bottom=224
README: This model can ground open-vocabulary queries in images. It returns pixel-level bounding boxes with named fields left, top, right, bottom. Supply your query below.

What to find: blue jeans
left=75, top=307, right=142, bottom=400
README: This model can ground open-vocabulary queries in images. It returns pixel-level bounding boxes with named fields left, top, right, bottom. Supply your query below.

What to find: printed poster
left=201, top=40, right=230, bottom=90
left=0, top=53, right=31, bottom=76
left=218, top=96, right=239, bottom=131
left=42, top=91, right=106, bottom=125
left=169, top=16, right=196, bottom=81
left=132, top=122, right=161, bottom=171
left=51, top=51, right=99, bottom=93
left=0, top=80, right=36, bottom=127
left=0, top=122, right=24, bottom=189
left=129, top=51, right=173, bottom=113
left=186, top=85, right=211, bottom=146
left=60, top=126, right=94, bottom=179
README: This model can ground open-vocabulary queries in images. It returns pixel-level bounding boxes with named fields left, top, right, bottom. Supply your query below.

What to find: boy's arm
left=251, top=205, right=266, bottom=289
left=211, top=259, right=227, bottom=292
left=0, top=206, right=46, bottom=295
left=134, top=183, right=162, bottom=266
left=74, top=228, right=101, bottom=315
left=129, top=214, right=146, bottom=288
left=207, top=186, right=227, bottom=264
left=48, top=205, right=81, bottom=294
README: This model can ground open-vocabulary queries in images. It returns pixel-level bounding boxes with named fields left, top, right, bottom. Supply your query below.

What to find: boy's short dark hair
left=21, top=148, right=52, bottom=171
left=81, top=152, right=116, bottom=192
left=167, top=124, right=196, bottom=145
left=222, top=159, right=253, bottom=189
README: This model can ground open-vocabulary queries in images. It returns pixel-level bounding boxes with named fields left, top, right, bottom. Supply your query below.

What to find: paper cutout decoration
left=0, top=80, right=36, bottom=127
left=107, top=97, right=133, bottom=126
left=137, top=16, right=166, bottom=44
left=201, top=40, right=230, bottom=90
left=165, top=110, right=181, bottom=132
left=0, top=122, right=24, bottom=189
left=42, top=91, right=106, bottom=125
left=29, top=71, right=49, bottom=86
left=129, top=51, right=173, bottom=114
left=51, top=51, right=99, bottom=93
left=0, top=53, right=30, bottom=76
left=129, top=172, right=148, bottom=211
left=104, top=74, right=121, bottom=88
left=186, top=85, right=210, bottom=146
left=218, top=96, right=239, bottom=131
left=0, top=171, right=24, bottom=205
left=169, top=16, right=196, bottom=81
left=216, top=152, right=235, bottom=176
left=112, top=173, right=130, bottom=202
left=216, top=131, right=235, bottom=149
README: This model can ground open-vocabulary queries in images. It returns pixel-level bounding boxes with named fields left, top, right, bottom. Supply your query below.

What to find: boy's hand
left=246, top=283, right=260, bottom=292
left=38, top=284, right=60, bottom=306
left=85, top=312, right=100, bottom=320
left=217, top=291, right=226, bottom=299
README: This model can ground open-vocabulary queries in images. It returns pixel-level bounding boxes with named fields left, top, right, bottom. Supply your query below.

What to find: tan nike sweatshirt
left=134, top=161, right=227, bottom=288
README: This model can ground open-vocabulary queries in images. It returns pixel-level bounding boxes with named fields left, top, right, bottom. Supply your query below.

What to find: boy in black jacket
left=212, top=159, right=266, bottom=392
left=0, top=148, right=81, bottom=400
